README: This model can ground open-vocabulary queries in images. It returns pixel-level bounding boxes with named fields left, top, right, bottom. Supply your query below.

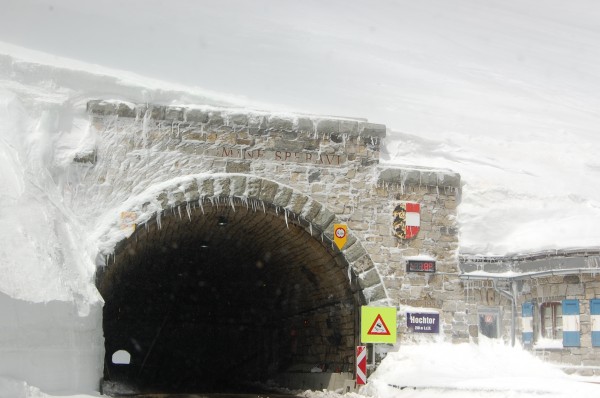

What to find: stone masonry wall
left=519, top=275, right=600, bottom=375
left=80, top=100, right=464, bottom=343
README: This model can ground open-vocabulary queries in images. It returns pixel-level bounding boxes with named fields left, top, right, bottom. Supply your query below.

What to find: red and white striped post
left=356, top=345, right=367, bottom=385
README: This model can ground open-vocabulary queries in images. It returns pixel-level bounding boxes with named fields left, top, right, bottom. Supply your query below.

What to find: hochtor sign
left=407, top=313, right=440, bottom=333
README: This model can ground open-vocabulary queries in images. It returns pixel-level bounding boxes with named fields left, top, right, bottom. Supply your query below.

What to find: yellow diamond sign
left=361, top=306, right=397, bottom=344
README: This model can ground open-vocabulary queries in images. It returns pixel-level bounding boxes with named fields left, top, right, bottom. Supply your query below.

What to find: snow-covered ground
left=2, top=1, right=600, bottom=397
left=4, top=340, right=600, bottom=398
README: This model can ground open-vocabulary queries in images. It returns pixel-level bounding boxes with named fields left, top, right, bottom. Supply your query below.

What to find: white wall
left=0, top=292, right=104, bottom=394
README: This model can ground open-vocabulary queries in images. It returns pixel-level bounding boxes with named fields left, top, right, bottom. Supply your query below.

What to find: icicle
left=347, top=265, right=352, bottom=282
left=156, top=211, right=162, bottom=229
left=230, top=197, right=236, bottom=212
left=199, top=200, right=205, bottom=214
left=186, top=203, right=192, bottom=221
left=142, top=108, right=151, bottom=149
left=284, top=209, right=289, bottom=228
left=309, top=223, right=313, bottom=236
left=177, top=206, right=182, bottom=219
left=262, top=201, right=266, bottom=213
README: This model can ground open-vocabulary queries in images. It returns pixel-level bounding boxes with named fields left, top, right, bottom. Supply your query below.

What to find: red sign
left=367, top=314, right=391, bottom=335
left=407, top=260, right=436, bottom=273
left=356, top=346, right=367, bottom=385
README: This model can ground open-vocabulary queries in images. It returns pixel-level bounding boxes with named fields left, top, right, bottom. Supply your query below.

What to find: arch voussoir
left=99, top=173, right=386, bottom=304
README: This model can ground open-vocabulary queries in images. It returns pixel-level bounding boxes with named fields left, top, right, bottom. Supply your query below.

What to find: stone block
left=259, top=180, right=279, bottom=203
left=366, top=284, right=387, bottom=302
left=215, top=178, right=231, bottom=196
left=343, top=242, right=367, bottom=263
left=165, top=106, right=184, bottom=121
left=273, top=186, right=293, bottom=207
left=207, top=112, right=224, bottom=127
left=147, top=105, right=165, bottom=120
left=268, top=116, right=294, bottom=131
left=183, top=180, right=200, bottom=201
left=246, top=177, right=262, bottom=199
left=351, top=255, right=375, bottom=273
left=438, top=173, right=462, bottom=189
left=358, top=122, right=386, bottom=138
left=73, top=149, right=97, bottom=164
left=185, top=109, right=209, bottom=123
left=294, top=117, right=313, bottom=133
left=302, top=201, right=322, bottom=223
left=273, top=138, right=305, bottom=152
left=358, top=268, right=381, bottom=289
left=229, top=113, right=248, bottom=126
left=316, top=119, right=340, bottom=134
left=289, top=193, right=309, bottom=215
left=339, top=120, right=359, bottom=135
left=312, top=207, right=335, bottom=231
left=566, top=283, right=585, bottom=296
left=225, top=161, right=251, bottom=173
left=199, top=178, right=215, bottom=197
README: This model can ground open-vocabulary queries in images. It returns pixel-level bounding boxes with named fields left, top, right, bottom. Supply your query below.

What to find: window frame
left=540, top=302, right=563, bottom=340
left=477, top=306, right=502, bottom=339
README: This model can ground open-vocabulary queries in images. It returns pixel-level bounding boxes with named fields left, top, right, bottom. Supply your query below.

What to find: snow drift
left=1, top=0, right=600, bottom=395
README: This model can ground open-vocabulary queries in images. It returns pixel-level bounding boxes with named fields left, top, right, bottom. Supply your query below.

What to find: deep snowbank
left=362, top=340, right=600, bottom=398
left=0, top=293, right=103, bottom=395
left=3, top=0, right=600, bottom=255
left=3, top=38, right=600, bottom=256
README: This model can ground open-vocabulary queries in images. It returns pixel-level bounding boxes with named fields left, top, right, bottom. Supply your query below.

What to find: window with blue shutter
left=562, top=300, right=580, bottom=347
left=521, top=302, right=534, bottom=346
left=591, top=299, right=600, bottom=347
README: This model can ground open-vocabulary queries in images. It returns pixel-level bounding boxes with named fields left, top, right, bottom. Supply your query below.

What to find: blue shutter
left=591, top=299, right=600, bottom=347
left=562, top=300, right=580, bottom=347
left=521, top=302, right=534, bottom=346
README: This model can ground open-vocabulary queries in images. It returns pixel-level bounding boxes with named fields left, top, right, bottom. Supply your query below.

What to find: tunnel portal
left=96, top=199, right=363, bottom=393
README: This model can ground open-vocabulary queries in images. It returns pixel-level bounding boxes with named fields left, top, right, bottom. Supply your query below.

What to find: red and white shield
left=393, top=202, right=420, bottom=239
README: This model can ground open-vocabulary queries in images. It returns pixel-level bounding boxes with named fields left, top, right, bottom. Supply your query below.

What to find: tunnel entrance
left=96, top=198, right=364, bottom=394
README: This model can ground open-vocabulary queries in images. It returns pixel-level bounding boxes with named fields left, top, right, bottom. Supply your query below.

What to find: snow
left=360, top=340, right=600, bottom=398
left=1, top=0, right=600, bottom=396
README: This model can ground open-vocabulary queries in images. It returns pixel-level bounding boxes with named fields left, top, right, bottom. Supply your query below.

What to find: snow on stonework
left=1, top=0, right=600, bottom=395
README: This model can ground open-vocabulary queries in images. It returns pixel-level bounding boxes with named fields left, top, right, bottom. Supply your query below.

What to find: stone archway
left=95, top=174, right=385, bottom=393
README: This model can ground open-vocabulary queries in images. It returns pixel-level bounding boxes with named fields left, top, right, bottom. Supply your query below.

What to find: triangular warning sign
left=367, top=314, right=391, bottom=335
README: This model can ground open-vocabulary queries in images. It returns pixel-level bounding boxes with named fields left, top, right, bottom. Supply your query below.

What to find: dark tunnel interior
left=96, top=200, right=362, bottom=393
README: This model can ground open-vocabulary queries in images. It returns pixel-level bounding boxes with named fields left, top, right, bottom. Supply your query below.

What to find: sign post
left=356, top=345, right=367, bottom=385
left=357, top=306, right=397, bottom=386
